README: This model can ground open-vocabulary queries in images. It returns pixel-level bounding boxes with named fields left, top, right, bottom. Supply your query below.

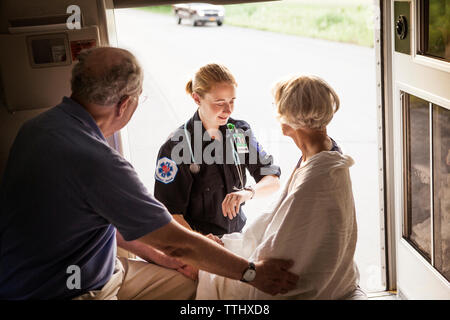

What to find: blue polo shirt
left=0, top=97, right=172, bottom=300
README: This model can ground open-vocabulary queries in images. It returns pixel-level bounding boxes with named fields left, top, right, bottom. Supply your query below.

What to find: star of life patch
left=155, top=157, right=178, bottom=184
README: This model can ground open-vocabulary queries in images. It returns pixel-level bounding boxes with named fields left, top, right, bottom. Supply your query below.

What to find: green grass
left=140, top=5, right=172, bottom=15
left=139, top=0, right=375, bottom=47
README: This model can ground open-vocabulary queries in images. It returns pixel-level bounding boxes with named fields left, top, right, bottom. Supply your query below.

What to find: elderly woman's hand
left=221, top=190, right=253, bottom=220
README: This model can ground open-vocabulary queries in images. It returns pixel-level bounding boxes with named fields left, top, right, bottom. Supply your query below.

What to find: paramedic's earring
left=190, top=163, right=200, bottom=174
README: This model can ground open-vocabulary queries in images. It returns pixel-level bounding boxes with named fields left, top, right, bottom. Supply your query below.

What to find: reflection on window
left=419, top=0, right=450, bottom=61
left=433, top=105, right=450, bottom=281
left=404, top=94, right=431, bottom=261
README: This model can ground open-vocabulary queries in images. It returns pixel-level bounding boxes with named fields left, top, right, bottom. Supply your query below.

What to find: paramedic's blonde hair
left=272, top=75, right=340, bottom=129
left=186, top=63, right=237, bottom=97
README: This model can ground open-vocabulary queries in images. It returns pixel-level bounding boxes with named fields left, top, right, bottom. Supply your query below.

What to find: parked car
left=173, top=3, right=225, bottom=26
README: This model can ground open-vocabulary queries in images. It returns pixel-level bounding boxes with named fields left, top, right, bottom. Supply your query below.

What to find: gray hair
left=71, top=48, right=143, bottom=105
left=272, top=75, right=340, bottom=129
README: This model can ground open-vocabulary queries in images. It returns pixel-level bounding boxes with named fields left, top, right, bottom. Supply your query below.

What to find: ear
left=116, top=96, right=131, bottom=117
left=281, top=123, right=295, bottom=136
left=192, top=92, right=201, bottom=106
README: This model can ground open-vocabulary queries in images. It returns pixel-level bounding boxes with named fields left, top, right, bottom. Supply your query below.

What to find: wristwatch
left=240, top=261, right=256, bottom=282
left=243, top=185, right=255, bottom=200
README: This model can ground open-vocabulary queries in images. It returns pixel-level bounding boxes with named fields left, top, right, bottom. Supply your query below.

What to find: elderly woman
left=196, top=75, right=366, bottom=300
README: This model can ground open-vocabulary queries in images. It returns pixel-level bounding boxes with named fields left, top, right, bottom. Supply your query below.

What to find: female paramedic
left=154, top=63, right=281, bottom=237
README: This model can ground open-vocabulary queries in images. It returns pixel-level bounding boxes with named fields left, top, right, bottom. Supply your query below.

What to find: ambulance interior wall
left=0, top=0, right=108, bottom=178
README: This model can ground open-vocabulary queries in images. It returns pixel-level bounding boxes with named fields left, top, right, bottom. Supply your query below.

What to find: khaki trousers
left=73, top=257, right=197, bottom=300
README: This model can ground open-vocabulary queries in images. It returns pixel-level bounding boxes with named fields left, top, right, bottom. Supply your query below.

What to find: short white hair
left=272, top=75, right=340, bottom=129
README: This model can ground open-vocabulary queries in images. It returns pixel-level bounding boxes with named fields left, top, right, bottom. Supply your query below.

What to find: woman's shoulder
left=292, top=152, right=354, bottom=187
left=307, top=151, right=354, bottom=169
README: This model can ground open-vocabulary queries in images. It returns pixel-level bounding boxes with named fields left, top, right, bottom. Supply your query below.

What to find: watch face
left=243, top=269, right=256, bottom=282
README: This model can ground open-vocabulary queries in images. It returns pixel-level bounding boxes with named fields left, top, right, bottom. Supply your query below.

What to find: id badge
left=233, top=132, right=249, bottom=154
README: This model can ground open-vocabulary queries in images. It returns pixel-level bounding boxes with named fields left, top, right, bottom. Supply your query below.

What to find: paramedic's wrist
left=243, top=185, right=255, bottom=200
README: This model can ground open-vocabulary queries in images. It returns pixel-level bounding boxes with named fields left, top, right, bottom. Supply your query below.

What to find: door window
left=418, top=0, right=450, bottom=62
left=432, top=104, right=450, bottom=281
left=403, top=92, right=450, bottom=281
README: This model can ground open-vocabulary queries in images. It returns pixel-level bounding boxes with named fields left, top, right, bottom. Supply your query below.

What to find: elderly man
left=0, top=47, right=298, bottom=300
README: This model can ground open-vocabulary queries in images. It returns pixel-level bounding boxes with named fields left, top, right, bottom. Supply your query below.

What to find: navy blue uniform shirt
left=0, top=97, right=172, bottom=299
left=154, top=111, right=281, bottom=236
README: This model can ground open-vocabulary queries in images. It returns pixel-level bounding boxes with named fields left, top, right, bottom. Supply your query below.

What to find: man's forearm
left=138, top=221, right=248, bottom=281
left=172, top=214, right=193, bottom=230
left=116, top=231, right=182, bottom=269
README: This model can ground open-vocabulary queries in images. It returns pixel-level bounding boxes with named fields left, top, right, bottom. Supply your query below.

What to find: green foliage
left=140, top=5, right=172, bottom=15
left=427, top=0, right=450, bottom=59
left=223, top=1, right=374, bottom=47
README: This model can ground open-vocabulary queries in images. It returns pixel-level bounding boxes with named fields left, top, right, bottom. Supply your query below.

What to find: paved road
left=114, top=9, right=384, bottom=292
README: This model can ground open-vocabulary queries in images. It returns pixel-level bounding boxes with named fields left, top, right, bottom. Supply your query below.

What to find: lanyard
left=184, top=120, right=196, bottom=163
left=184, top=120, right=200, bottom=174
left=184, top=120, right=245, bottom=190
left=227, top=123, right=245, bottom=190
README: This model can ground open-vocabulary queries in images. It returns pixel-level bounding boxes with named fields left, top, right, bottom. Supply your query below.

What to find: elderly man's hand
left=250, top=259, right=298, bottom=296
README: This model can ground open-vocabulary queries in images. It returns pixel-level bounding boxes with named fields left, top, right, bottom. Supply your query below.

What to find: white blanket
left=196, top=151, right=361, bottom=300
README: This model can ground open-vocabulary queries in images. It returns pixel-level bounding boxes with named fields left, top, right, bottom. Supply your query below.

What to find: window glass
left=421, top=0, right=450, bottom=61
left=404, top=94, right=431, bottom=261
left=432, top=104, right=450, bottom=281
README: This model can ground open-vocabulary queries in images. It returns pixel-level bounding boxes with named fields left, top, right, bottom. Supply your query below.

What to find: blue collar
left=58, top=96, right=107, bottom=142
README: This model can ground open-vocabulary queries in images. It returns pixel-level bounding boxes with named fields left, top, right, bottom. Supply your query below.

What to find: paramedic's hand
left=206, top=233, right=224, bottom=246
left=222, top=190, right=252, bottom=220
left=251, top=259, right=298, bottom=296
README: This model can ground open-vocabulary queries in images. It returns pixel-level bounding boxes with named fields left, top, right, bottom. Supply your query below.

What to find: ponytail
left=185, top=79, right=194, bottom=95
